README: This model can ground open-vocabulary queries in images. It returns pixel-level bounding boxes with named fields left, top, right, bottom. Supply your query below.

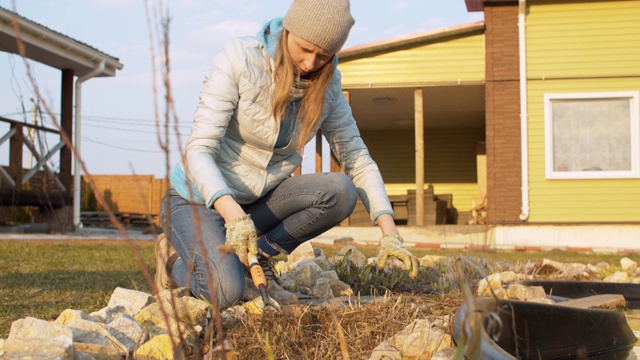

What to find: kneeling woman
left=155, top=0, right=419, bottom=308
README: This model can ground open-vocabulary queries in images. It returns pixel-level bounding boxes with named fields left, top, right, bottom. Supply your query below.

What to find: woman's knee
left=207, top=279, right=245, bottom=309
left=193, top=256, right=246, bottom=309
left=324, top=172, right=357, bottom=215
left=195, top=276, right=245, bottom=309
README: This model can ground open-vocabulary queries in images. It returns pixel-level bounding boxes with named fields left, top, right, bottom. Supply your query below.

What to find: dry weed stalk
left=144, top=1, right=231, bottom=358
left=142, top=2, right=204, bottom=357
left=454, top=257, right=482, bottom=359
left=332, top=312, right=351, bottom=359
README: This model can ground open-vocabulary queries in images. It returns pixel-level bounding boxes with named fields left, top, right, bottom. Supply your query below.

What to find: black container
left=452, top=296, right=637, bottom=359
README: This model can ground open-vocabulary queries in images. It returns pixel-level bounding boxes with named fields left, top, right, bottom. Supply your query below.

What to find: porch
left=0, top=116, right=71, bottom=224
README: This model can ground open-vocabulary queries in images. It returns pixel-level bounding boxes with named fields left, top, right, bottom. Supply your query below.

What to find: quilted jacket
left=170, top=18, right=393, bottom=223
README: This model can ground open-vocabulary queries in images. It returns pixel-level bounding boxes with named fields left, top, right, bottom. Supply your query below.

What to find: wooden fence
left=81, top=175, right=168, bottom=225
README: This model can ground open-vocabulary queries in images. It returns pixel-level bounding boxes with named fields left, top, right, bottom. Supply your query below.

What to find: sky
left=0, top=0, right=483, bottom=177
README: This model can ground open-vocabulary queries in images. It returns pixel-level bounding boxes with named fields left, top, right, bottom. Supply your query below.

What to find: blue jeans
left=160, top=172, right=357, bottom=308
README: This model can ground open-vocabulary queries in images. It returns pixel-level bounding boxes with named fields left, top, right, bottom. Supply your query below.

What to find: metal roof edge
left=0, top=6, right=123, bottom=76
left=338, top=21, right=485, bottom=61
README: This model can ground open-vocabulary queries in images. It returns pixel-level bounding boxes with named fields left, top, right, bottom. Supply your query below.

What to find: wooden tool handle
left=248, top=253, right=267, bottom=288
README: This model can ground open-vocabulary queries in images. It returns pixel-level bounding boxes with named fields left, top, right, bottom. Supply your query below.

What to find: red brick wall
left=484, top=3, right=523, bottom=223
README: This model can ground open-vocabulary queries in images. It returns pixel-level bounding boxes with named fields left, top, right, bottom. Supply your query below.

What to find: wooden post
left=414, top=89, right=425, bottom=226
left=59, top=69, right=74, bottom=196
left=294, top=166, right=302, bottom=176
left=315, top=129, right=323, bottom=173
left=338, top=90, right=350, bottom=226
left=9, top=122, right=24, bottom=188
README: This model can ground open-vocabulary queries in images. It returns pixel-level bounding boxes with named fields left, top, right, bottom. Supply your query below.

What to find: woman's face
left=287, top=33, right=333, bottom=76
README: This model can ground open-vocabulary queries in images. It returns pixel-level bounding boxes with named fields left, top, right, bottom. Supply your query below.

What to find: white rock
left=9, top=317, right=73, bottom=340
left=0, top=335, right=75, bottom=360
left=621, top=257, right=638, bottom=272
left=333, top=246, right=368, bottom=269
left=287, top=242, right=317, bottom=265
left=107, top=287, right=155, bottom=316
left=90, top=305, right=131, bottom=323
left=507, top=284, right=547, bottom=301
left=107, top=312, right=145, bottom=354
left=604, top=271, right=630, bottom=283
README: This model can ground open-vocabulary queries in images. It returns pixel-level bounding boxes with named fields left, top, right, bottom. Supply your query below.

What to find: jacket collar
left=257, top=17, right=283, bottom=59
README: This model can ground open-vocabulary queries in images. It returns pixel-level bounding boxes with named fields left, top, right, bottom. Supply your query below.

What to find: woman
left=155, top=0, right=419, bottom=308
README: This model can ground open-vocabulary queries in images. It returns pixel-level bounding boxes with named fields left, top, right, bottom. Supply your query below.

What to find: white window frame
left=544, top=91, right=639, bottom=179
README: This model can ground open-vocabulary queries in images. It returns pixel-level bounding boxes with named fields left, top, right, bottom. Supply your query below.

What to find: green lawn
left=0, top=240, right=155, bottom=337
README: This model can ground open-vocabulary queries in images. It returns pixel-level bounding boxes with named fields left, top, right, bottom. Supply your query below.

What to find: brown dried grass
left=223, top=292, right=462, bottom=359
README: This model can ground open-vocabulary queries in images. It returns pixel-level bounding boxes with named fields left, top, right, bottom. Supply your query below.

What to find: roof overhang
left=465, top=0, right=518, bottom=12
left=0, top=7, right=123, bottom=77
left=339, top=21, right=485, bottom=61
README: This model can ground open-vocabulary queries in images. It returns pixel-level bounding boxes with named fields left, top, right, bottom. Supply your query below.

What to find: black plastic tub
left=518, top=280, right=640, bottom=309
left=452, top=296, right=637, bottom=359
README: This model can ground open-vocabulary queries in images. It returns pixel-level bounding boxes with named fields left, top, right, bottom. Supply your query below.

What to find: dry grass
left=224, top=293, right=462, bottom=359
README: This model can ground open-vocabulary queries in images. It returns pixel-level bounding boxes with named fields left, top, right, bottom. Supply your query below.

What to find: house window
left=544, top=91, right=639, bottom=179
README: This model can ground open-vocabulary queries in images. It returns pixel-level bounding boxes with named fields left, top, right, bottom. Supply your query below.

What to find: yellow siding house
left=526, top=0, right=640, bottom=222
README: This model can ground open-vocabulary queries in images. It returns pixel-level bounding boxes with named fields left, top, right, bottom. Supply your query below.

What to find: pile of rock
left=477, top=256, right=640, bottom=301
left=0, top=243, right=413, bottom=359
left=1, top=287, right=211, bottom=359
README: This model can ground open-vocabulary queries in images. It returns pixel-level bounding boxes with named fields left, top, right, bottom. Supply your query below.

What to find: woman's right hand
left=224, top=214, right=258, bottom=267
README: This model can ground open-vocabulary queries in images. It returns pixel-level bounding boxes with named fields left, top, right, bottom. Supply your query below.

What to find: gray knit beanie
left=283, top=0, right=355, bottom=54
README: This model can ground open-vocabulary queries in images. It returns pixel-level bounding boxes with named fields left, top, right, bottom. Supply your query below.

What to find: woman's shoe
left=154, top=233, right=178, bottom=292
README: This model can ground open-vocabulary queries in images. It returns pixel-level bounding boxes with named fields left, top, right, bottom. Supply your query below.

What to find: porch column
left=337, top=90, right=349, bottom=226
left=414, top=89, right=425, bottom=226
left=315, top=129, right=323, bottom=173
left=59, top=69, right=74, bottom=196
left=9, top=122, right=24, bottom=188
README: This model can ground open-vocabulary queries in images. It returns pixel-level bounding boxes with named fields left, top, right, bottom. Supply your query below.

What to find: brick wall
left=484, top=3, right=523, bottom=223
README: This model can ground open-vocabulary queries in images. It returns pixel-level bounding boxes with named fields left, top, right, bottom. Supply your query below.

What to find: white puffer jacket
left=171, top=18, right=393, bottom=223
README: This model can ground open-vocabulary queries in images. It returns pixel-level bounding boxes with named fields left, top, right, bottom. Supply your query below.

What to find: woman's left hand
left=376, top=234, right=419, bottom=279
left=224, top=214, right=259, bottom=267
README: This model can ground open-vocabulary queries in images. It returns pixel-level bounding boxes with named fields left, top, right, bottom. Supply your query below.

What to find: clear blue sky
left=0, top=0, right=482, bottom=177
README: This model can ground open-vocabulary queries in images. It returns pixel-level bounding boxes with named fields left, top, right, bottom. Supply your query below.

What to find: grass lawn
left=0, top=240, right=155, bottom=337
left=1, top=239, right=639, bottom=343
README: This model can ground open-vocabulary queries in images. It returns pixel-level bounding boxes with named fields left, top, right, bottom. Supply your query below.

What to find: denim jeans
left=160, top=172, right=358, bottom=308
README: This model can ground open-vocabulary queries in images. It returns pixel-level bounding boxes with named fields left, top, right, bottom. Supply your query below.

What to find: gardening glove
left=224, top=214, right=258, bottom=267
left=377, top=234, right=420, bottom=279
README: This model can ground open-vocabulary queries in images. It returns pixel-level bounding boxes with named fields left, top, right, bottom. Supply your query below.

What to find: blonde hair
left=271, top=29, right=335, bottom=151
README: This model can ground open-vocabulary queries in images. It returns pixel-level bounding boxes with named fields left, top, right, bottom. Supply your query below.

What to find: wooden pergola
left=0, top=6, right=123, bottom=226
